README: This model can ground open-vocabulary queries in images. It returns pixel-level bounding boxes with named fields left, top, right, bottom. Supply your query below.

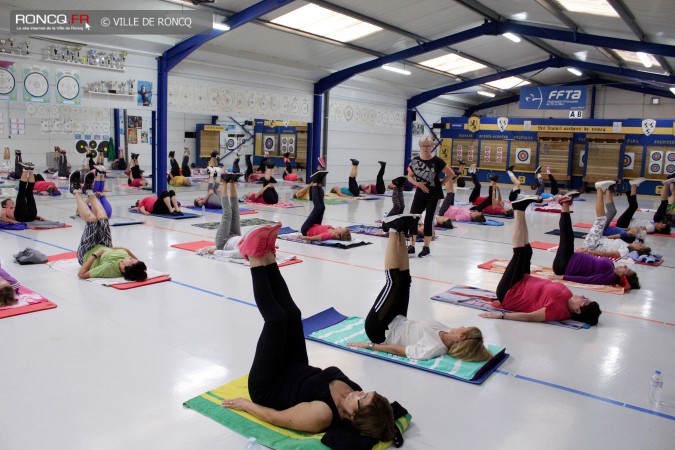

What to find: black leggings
left=262, top=184, right=279, bottom=204
left=131, top=165, right=142, bottom=179
left=469, top=173, right=481, bottom=203
left=496, top=245, right=533, bottom=301
left=553, top=213, right=574, bottom=275
left=409, top=190, right=439, bottom=237
left=153, top=190, right=176, bottom=215
left=57, top=154, right=69, bottom=177
left=248, top=263, right=308, bottom=404
left=170, top=158, right=181, bottom=177
left=654, top=200, right=669, bottom=224
left=549, top=174, right=559, bottom=196
left=365, top=269, right=411, bottom=344
left=245, top=156, right=253, bottom=181
left=348, top=177, right=359, bottom=197
left=509, top=189, right=520, bottom=202
left=438, top=192, right=455, bottom=216
left=301, top=185, right=325, bottom=236
left=181, top=156, right=191, bottom=177
left=376, top=164, right=386, bottom=195
left=285, top=160, right=293, bottom=175
left=616, top=194, right=638, bottom=228
left=14, top=181, right=37, bottom=222
left=472, top=185, right=493, bottom=212
left=233, top=157, right=240, bottom=174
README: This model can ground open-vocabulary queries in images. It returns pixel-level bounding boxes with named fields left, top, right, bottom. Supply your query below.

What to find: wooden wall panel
left=478, top=140, right=507, bottom=170
left=451, top=139, right=478, bottom=166
left=572, top=143, right=585, bottom=177
left=585, top=143, right=621, bottom=182
left=538, top=140, right=571, bottom=180
left=199, top=130, right=220, bottom=157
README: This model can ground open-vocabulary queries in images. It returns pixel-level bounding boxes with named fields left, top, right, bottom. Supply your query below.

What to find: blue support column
left=311, top=92, right=323, bottom=179
left=151, top=110, right=157, bottom=192
left=113, top=108, right=120, bottom=158
left=155, top=56, right=169, bottom=195
left=211, top=115, right=218, bottom=125
left=306, top=122, right=314, bottom=183
left=404, top=105, right=414, bottom=173
left=590, top=86, right=596, bottom=119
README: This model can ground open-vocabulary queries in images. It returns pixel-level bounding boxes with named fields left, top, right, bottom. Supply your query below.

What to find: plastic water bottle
left=201, top=205, right=206, bottom=216
left=649, top=370, right=663, bottom=405
left=244, top=437, right=261, bottom=450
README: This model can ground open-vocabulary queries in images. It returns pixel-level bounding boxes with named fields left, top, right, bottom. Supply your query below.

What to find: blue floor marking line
left=496, top=370, right=675, bottom=421
left=0, top=229, right=74, bottom=252
left=169, top=280, right=257, bottom=308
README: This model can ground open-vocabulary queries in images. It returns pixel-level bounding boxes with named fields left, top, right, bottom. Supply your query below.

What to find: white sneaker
left=468, top=164, right=476, bottom=174
left=629, top=178, right=646, bottom=186
left=595, top=180, right=615, bottom=192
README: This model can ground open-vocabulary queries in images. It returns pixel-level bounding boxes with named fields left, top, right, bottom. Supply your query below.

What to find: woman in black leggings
left=1, top=163, right=43, bottom=223
left=299, top=171, right=351, bottom=241
left=616, top=178, right=672, bottom=235
left=220, top=223, right=397, bottom=442
left=407, top=137, right=455, bottom=258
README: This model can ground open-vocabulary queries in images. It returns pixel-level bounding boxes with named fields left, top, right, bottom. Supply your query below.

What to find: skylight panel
left=272, top=4, right=382, bottom=42
left=614, top=50, right=661, bottom=68
left=485, top=76, right=530, bottom=90
left=419, top=53, right=486, bottom=75
left=556, top=0, right=619, bottom=17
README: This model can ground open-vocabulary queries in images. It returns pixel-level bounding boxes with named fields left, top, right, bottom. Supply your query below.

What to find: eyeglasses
left=356, top=392, right=368, bottom=412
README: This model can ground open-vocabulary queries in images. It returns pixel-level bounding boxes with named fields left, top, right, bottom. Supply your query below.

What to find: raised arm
left=348, top=341, right=407, bottom=357
left=221, top=398, right=332, bottom=434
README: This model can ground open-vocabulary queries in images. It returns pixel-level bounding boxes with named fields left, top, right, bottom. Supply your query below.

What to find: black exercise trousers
left=496, top=244, right=533, bottom=301
left=365, top=269, right=411, bottom=344
left=552, top=212, right=574, bottom=275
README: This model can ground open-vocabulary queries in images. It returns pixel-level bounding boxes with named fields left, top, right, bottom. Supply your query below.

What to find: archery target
left=623, top=152, right=634, bottom=170
left=665, top=151, right=675, bottom=175
left=263, top=135, right=276, bottom=152
left=516, top=148, right=531, bottom=164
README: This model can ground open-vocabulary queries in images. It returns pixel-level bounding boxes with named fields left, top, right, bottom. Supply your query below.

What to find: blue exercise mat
left=277, top=227, right=372, bottom=249
left=129, top=209, right=199, bottom=220
left=110, top=217, right=145, bottom=226
left=302, top=307, right=508, bottom=384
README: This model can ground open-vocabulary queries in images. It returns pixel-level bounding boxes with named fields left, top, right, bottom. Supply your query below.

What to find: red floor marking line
left=603, top=310, right=675, bottom=326
left=141, top=222, right=209, bottom=238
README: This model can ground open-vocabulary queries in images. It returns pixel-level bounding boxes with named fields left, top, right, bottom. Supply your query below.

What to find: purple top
left=564, top=253, right=617, bottom=285
left=0, top=266, right=20, bottom=292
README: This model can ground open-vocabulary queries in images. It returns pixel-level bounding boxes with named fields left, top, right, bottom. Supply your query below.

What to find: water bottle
left=649, top=370, right=663, bottom=405
left=244, top=437, right=261, bottom=450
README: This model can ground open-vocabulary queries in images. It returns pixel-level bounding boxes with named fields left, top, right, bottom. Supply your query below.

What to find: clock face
left=24, top=72, right=49, bottom=98
left=0, top=68, right=15, bottom=95
left=57, top=75, right=79, bottom=100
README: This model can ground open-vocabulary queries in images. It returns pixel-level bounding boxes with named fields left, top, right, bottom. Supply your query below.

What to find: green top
left=83, top=245, right=129, bottom=278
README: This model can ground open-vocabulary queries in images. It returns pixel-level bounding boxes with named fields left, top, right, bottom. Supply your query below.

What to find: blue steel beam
left=563, top=58, right=675, bottom=85
left=165, top=0, right=295, bottom=71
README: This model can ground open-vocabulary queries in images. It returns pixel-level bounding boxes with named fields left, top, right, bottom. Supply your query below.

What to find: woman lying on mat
left=612, top=178, right=673, bottom=236
left=131, top=190, right=183, bottom=216
left=359, top=161, right=387, bottom=195
left=70, top=171, right=147, bottom=281
left=436, top=177, right=485, bottom=228
left=282, top=152, right=298, bottom=181
left=468, top=173, right=513, bottom=217
left=349, top=215, right=492, bottom=362
left=479, top=195, right=602, bottom=325
left=552, top=191, right=639, bottom=289
left=330, top=159, right=365, bottom=198
left=196, top=173, right=247, bottom=259
left=244, top=162, right=279, bottom=205
left=127, top=153, right=149, bottom=188
left=578, top=182, right=651, bottom=260
left=530, top=166, right=559, bottom=199
left=221, top=223, right=399, bottom=442
left=299, top=171, right=351, bottom=242
left=167, top=173, right=193, bottom=187
left=1, top=163, right=46, bottom=224
left=0, top=262, right=20, bottom=307
left=193, top=172, right=222, bottom=209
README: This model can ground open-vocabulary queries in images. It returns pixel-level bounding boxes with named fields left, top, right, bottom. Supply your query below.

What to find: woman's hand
left=221, top=397, right=252, bottom=411
left=416, top=181, right=429, bottom=194
left=93, top=249, right=106, bottom=258
left=347, top=341, right=371, bottom=349
left=479, top=311, right=502, bottom=319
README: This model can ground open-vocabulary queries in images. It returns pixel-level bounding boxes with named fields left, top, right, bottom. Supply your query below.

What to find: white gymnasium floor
left=1, top=176, right=674, bottom=450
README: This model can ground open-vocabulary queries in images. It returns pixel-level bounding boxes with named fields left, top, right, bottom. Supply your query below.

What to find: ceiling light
left=567, top=67, right=583, bottom=76
left=419, top=53, right=486, bottom=75
left=486, top=76, right=530, bottom=90
left=636, top=52, right=653, bottom=68
left=670, top=87, right=675, bottom=95
left=502, top=33, right=521, bottom=43
left=381, top=64, right=411, bottom=76
left=557, top=0, right=619, bottom=17
left=477, top=90, right=496, bottom=98
left=213, top=22, right=230, bottom=31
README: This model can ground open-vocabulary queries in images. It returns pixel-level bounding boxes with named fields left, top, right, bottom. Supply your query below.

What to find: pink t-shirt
left=502, top=275, right=572, bottom=321
left=130, top=178, right=145, bottom=187
left=307, top=224, right=334, bottom=241
left=442, top=206, right=471, bottom=222
left=138, top=196, right=158, bottom=213
left=34, top=181, right=57, bottom=193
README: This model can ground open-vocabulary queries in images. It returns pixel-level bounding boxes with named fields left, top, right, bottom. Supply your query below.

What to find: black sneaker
left=534, top=166, right=542, bottom=175
left=82, top=170, right=95, bottom=194
left=382, top=214, right=418, bottom=233
left=229, top=173, right=244, bottom=183
left=168, top=151, right=175, bottom=159
left=392, top=176, right=407, bottom=188
left=511, top=195, right=540, bottom=211
left=407, top=245, right=416, bottom=255
left=508, top=165, right=515, bottom=172
left=489, top=174, right=499, bottom=182
left=457, top=158, right=464, bottom=165
left=175, top=210, right=184, bottom=216
left=221, top=173, right=233, bottom=183
left=378, top=161, right=386, bottom=166
left=350, top=159, right=360, bottom=166
left=210, top=151, right=219, bottom=158
left=265, top=161, right=276, bottom=169
left=15, top=149, right=21, bottom=156
left=19, top=161, right=35, bottom=170
left=69, top=171, right=82, bottom=194
left=310, top=170, right=329, bottom=183
left=283, top=152, right=290, bottom=158
left=418, top=246, right=431, bottom=258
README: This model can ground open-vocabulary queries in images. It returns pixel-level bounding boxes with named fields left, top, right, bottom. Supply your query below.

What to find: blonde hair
left=352, top=392, right=396, bottom=442
left=340, top=229, right=352, bottom=241
left=448, top=327, right=492, bottom=362
left=418, top=137, right=433, bottom=148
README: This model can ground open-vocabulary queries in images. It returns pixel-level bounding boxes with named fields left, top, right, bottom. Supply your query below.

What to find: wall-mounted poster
left=0, top=61, right=18, bottom=101
left=128, top=116, right=142, bottom=129
left=23, top=65, right=50, bottom=103
left=516, top=148, right=531, bottom=165
left=648, top=151, right=663, bottom=175
left=137, top=80, right=152, bottom=107
left=128, top=128, right=138, bottom=144
left=56, top=69, right=80, bottom=105
left=140, top=131, right=149, bottom=144
left=664, top=151, right=675, bottom=177
left=622, top=152, right=635, bottom=171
